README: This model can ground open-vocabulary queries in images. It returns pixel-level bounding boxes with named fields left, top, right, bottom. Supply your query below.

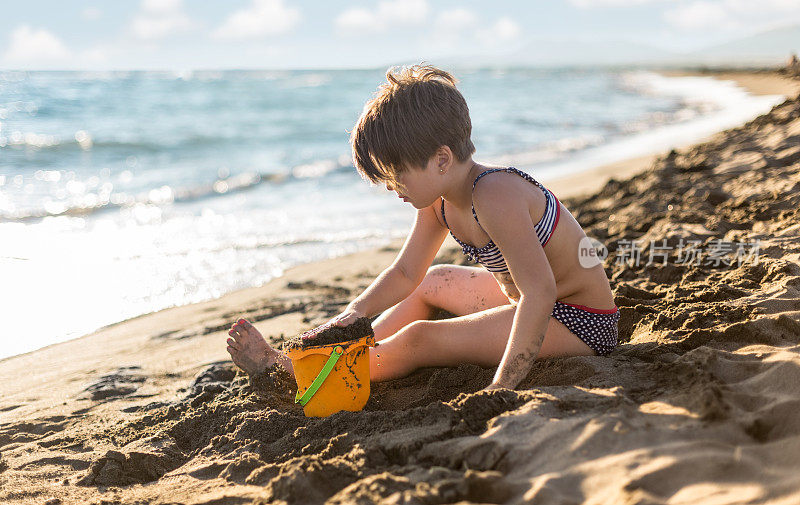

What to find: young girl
left=227, top=64, right=619, bottom=391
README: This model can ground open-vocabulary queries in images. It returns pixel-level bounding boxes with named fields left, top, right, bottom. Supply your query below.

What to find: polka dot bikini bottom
left=551, top=301, right=620, bottom=356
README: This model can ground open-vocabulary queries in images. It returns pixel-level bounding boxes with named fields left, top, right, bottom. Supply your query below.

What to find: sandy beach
left=1, top=70, right=799, bottom=504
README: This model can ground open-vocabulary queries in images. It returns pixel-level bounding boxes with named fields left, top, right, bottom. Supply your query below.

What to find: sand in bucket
left=283, top=317, right=376, bottom=417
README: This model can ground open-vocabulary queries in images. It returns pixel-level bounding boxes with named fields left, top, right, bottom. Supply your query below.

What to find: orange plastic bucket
left=285, top=334, right=375, bottom=417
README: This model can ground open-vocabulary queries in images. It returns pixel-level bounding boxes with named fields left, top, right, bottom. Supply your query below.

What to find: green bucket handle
left=295, top=345, right=345, bottom=406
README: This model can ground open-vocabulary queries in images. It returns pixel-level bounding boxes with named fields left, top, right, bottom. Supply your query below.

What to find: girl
left=227, top=64, right=618, bottom=391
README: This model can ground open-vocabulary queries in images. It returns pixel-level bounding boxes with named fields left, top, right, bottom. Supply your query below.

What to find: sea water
left=0, top=67, right=783, bottom=359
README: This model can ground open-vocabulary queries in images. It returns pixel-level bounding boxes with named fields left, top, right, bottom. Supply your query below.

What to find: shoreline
left=2, top=68, right=800, bottom=504
left=546, top=69, right=799, bottom=199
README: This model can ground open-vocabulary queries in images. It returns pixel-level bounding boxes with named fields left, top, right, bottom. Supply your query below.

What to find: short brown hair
left=349, top=63, right=475, bottom=185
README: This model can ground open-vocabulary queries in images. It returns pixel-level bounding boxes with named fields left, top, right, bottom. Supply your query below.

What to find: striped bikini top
left=440, top=167, right=561, bottom=273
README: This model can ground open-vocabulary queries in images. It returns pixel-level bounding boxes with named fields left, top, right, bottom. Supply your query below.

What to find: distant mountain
left=421, top=24, right=800, bottom=69
left=676, top=25, right=800, bottom=66
left=434, top=39, right=676, bottom=68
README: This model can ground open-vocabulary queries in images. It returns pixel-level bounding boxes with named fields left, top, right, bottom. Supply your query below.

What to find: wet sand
left=1, top=70, right=799, bottom=505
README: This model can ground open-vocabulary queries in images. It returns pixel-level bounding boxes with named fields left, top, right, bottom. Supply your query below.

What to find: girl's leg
left=369, top=304, right=595, bottom=382
left=372, top=264, right=510, bottom=341
left=228, top=265, right=507, bottom=379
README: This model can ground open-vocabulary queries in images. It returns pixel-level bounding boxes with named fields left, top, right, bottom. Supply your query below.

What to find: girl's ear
left=434, top=146, right=452, bottom=172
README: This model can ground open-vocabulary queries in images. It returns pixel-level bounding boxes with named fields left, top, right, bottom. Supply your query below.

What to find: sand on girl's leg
left=371, top=265, right=510, bottom=343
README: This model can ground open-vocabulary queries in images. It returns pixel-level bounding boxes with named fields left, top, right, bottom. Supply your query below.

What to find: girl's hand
left=301, top=305, right=365, bottom=342
left=329, top=305, right=365, bottom=327
left=499, top=283, right=521, bottom=304
left=494, top=272, right=521, bottom=303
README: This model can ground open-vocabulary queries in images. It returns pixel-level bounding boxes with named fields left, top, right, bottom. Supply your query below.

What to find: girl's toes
left=227, top=348, right=244, bottom=369
left=227, top=337, right=240, bottom=350
left=241, top=325, right=260, bottom=341
left=238, top=326, right=252, bottom=342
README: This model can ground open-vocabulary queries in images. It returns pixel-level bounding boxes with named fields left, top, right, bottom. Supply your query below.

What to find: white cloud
left=570, top=0, right=799, bottom=37
left=664, top=0, right=800, bottom=31
left=570, top=0, right=673, bottom=7
left=430, top=10, right=520, bottom=50
left=2, top=23, right=118, bottom=69
left=336, top=9, right=375, bottom=34
left=130, top=0, right=194, bottom=40
left=82, top=7, right=102, bottom=21
left=437, top=8, right=479, bottom=31
left=2, top=25, right=71, bottom=65
left=486, top=17, right=522, bottom=43
left=663, top=1, right=731, bottom=30
left=335, top=0, right=430, bottom=35
left=212, top=0, right=300, bottom=40
left=430, top=8, right=478, bottom=46
left=374, top=0, right=430, bottom=25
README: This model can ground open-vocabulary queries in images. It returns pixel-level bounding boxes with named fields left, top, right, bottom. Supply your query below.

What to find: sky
left=1, top=0, right=799, bottom=70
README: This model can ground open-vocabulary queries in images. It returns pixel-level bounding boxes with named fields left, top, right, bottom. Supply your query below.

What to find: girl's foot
left=226, top=319, right=284, bottom=376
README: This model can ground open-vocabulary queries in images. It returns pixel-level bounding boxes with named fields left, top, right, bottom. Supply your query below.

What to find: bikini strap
left=471, top=168, right=509, bottom=192
left=470, top=167, right=548, bottom=226
left=440, top=197, right=450, bottom=230
left=470, top=167, right=512, bottom=225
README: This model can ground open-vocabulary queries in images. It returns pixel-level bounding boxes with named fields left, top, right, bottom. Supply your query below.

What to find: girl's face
left=386, top=160, right=440, bottom=209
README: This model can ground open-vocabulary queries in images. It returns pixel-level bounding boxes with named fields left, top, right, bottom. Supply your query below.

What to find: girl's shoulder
left=471, top=169, right=553, bottom=238
left=472, top=169, right=547, bottom=210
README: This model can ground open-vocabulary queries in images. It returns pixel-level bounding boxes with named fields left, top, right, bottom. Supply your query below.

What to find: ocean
left=0, top=67, right=783, bottom=360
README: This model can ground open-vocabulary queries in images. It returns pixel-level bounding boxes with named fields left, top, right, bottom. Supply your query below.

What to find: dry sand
left=1, top=71, right=799, bottom=505
left=660, top=70, right=800, bottom=98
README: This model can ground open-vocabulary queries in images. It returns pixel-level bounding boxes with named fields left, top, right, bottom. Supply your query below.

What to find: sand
left=1, top=70, right=799, bottom=505
left=660, top=70, right=800, bottom=98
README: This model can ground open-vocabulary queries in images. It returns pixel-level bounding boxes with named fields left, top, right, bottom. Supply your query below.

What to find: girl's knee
left=422, top=264, right=450, bottom=284
left=403, top=320, right=473, bottom=369
left=426, top=263, right=464, bottom=281
left=413, top=264, right=452, bottom=300
left=426, top=263, right=451, bottom=275
left=401, top=319, right=433, bottom=349
left=413, top=264, right=501, bottom=318
left=408, top=317, right=428, bottom=334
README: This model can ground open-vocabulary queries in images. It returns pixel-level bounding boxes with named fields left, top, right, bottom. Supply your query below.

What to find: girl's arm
left=311, top=268, right=417, bottom=339
left=472, top=176, right=557, bottom=389
left=346, top=267, right=419, bottom=318
left=331, top=203, right=448, bottom=327
left=490, top=290, right=554, bottom=388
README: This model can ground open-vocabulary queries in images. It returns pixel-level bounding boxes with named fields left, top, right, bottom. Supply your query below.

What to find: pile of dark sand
left=285, top=317, right=375, bottom=350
